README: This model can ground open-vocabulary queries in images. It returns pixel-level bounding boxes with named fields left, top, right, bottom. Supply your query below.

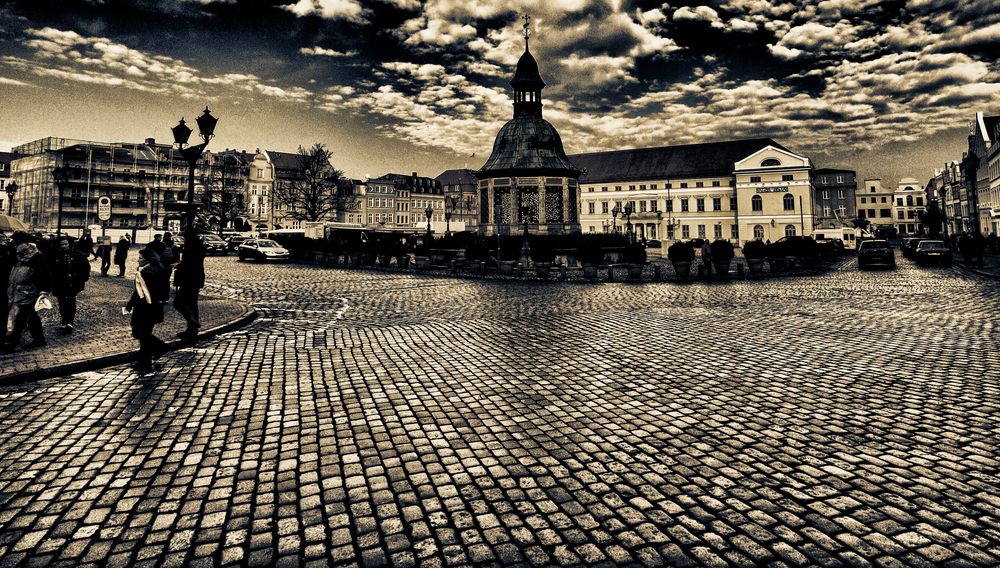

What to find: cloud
left=401, top=17, right=478, bottom=46
left=673, top=6, right=725, bottom=29
left=299, top=46, right=358, bottom=57
left=280, top=0, right=366, bottom=23
left=0, top=77, right=33, bottom=86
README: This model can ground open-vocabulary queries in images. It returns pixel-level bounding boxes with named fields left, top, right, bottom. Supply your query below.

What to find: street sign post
left=97, top=196, right=112, bottom=221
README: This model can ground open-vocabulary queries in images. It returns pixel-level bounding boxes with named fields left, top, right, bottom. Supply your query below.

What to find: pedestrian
left=77, top=230, right=96, bottom=258
left=988, top=232, right=998, bottom=254
left=2, top=242, right=52, bottom=353
left=160, top=232, right=178, bottom=288
left=0, top=233, right=16, bottom=335
left=95, top=236, right=113, bottom=276
left=972, top=232, right=986, bottom=267
left=124, top=248, right=168, bottom=374
left=147, top=233, right=165, bottom=258
left=114, top=235, right=130, bottom=277
left=700, top=239, right=713, bottom=279
left=52, top=236, right=91, bottom=334
left=958, top=234, right=972, bottom=265
left=173, top=233, right=205, bottom=340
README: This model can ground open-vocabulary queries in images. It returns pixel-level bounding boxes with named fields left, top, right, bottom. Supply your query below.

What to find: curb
left=954, top=263, right=1000, bottom=279
left=0, top=307, right=257, bottom=387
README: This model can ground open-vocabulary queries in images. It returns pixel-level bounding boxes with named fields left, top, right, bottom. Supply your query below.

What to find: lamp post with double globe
left=171, top=107, right=218, bottom=240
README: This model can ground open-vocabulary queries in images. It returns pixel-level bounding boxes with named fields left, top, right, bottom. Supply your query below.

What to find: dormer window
left=761, top=158, right=781, bottom=167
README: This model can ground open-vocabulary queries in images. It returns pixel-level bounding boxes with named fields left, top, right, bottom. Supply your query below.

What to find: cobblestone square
left=1, top=256, right=999, bottom=567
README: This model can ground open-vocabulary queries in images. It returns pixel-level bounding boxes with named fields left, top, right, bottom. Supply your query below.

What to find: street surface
left=1, top=255, right=999, bottom=567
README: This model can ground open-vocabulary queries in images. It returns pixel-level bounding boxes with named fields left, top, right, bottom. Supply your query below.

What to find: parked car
left=857, top=239, right=895, bottom=269
left=201, top=233, right=228, bottom=255
left=814, top=238, right=844, bottom=258
left=226, top=235, right=250, bottom=252
left=901, top=238, right=923, bottom=259
left=913, top=240, right=952, bottom=266
left=237, top=238, right=290, bottom=262
left=643, top=239, right=662, bottom=249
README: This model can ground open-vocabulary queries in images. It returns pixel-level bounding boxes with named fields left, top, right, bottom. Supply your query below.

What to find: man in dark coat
left=173, top=233, right=205, bottom=339
left=114, top=235, right=130, bottom=277
left=0, top=233, right=16, bottom=334
left=52, top=236, right=91, bottom=334
left=3, top=242, right=51, bottom=353
left=95, top=236, right=113, bottom=276
left=77, top=230, right=96, bottom=258
left=125, top=248, right=168, bottom=373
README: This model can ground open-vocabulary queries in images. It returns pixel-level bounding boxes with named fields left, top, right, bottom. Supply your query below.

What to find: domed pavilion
left=476, top=16, right=582, bottom=236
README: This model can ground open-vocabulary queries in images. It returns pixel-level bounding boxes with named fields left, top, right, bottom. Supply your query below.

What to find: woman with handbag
left=124, top=248, right=168, bottom=373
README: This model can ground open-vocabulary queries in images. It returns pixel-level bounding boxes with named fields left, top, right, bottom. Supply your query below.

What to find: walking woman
left=124, top=248, right=168, bottom=373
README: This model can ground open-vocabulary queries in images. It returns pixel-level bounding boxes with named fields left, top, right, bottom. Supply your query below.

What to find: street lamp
left=444, top=197, right=453, bottom=236
left=172, top=107, right=218, bottom=239
left=623, top=202, right=634, bottom=243
left=5, top=180, right=18, bottom=216
left=611, top=204, right=620, bottom=233
left=51, top=166, right=68, bottom=237
left=425, top=205, right=433, bottom=238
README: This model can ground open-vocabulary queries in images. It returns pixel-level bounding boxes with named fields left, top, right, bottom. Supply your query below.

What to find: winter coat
left=173, top=237, right=205, bottom=289
left=127, top=263, right=168, bottom=337
left=114, top=239, right=130, bottom=264
left=52, top=249, right=91, bottom=295
left=7, top=251, right=51, bottom=306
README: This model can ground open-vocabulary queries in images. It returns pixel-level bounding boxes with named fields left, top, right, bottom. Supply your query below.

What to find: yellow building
left=734, top=145, right=815, bottom=242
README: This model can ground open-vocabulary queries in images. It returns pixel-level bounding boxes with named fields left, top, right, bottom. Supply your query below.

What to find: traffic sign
left=97, top=196, right=112, bottom=221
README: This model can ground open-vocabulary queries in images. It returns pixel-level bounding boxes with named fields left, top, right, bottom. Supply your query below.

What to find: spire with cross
left=522, top=13, right=531, bottom=50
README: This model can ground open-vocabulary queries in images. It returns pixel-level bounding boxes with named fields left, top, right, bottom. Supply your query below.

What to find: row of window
left=858, top=209, right=893, bottom=218
left=895, top=196, right=924, bottom=206
left=587, top=180, right=732, bottom=193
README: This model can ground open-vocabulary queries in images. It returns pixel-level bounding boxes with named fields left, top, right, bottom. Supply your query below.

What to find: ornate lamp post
left=5, top=180, right=18, bottom=216
left=623, top=202, right=634, bottom=243
left=424, top=205, right=433, bottom=238
left=51, top=166, right=68, bottom=237
left=444, top=197, right=453, bottom=236
left=172, top=107, right=218, bottom=239
left=611, top=204, right=621, bottom=234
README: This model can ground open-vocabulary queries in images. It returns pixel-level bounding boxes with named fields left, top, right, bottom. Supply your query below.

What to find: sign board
left=755, top=187, right=789, bottom=194
left=97, top=196, right=112, bottom=221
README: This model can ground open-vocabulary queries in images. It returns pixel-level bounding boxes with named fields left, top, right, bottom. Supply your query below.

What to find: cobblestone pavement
left=1, top=252, right=999, bottom=567
left=0, top=255, right=252, bottom=382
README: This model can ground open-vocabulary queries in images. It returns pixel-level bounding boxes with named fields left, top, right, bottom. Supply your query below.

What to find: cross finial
left=522, top=13, right=531, bottom=49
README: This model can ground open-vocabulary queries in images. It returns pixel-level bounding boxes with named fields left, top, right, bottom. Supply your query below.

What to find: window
left=782, top=174, right=794, bottom=181
left=860, top=197, right=866, bottom=204
left=601, top=186, right=608, bottom=192
left=714, top=224, right=722, bottom=239
left=650, top=201, right=658, bottom=212
left=729, top=197, right=737, bottom=210
left=680, top=182, right=688, bottom=188
left=696, top=198, right=705, bottom=212
left=868, top=209, right=875, bottom=217
left=682, top=225, right=690, bottom=238
left=697, top=224, right=706, bottom=238
left=881, top=196, right=887, bottom=203
left=897, top=198, right=904, bottom=206
left=713, top=181, right=720, bottom=187
left=681, top=198, right=689, bottom=212
left=615, top=186, right=622, bottom=191
left=838, top=206, right=846, bottom=216
left=712, top=198, right=721, bottom=211
left=601, top=202, right=608, bottom=214
left=666, top=183, right=672, bottom=189
left=785, top=225, right=796, bottom=237
left=824, top=206, right=831, bottom=217
left=731, top=225, right=738, bottom=239
left=823, top=191, right=829, bottom=199
left=588, top=187, right=594, bottom=193
left=588, top=202, right=595, bottom=214
left=629, top=185, right=636, bottom=190
left=651, top=184, right=657, bottom=189
left=639, top=185, right=646, bottom=190
left=667, top=225, right=675, bottom=239
left=753, top=225, right=764, bottom=239
left=897, top=210, right=904, bottom=219
left=880, top=209, right=891, bottom=218
left=783, top=194, right=794, bottom=211
left=666, top=199, right=673, bottom=212
left=836, top=175, right=845, bottom=183
left=761, top=158, right=781, bottom=166
left=752, top=195, right=762, bottom=211
left=696, top=181, right=704, bottom=188
left=838, top=190, right=844, bottom=199
left=639, top=201, right=647, bottom=213
left=906, top=195, right=913, bottom=206
left=917, top=197, right=923, bottom=206
left=750, top=176, right=761, bottom=183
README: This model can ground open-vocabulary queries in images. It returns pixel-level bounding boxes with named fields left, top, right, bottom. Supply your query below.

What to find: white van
left=815, top=228, right=860, bottom=250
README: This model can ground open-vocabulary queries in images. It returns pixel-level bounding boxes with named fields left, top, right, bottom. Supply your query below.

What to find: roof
left=814, top=168, right=855, bottom=175
left=435, top=169, right=476, bottom=187
left=478, top=115, right=580, bottom=177
left=568, top=138, right=790, bottom=183
left=511, top=50, right=545, bottom=90
left=265, top=150, right=301, bottom=170
left=375, top=172, right=442, bottom=194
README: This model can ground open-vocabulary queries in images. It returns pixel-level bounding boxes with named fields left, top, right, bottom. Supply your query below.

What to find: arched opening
left=753, top=225, right=764, bottom=239
left=783, top=194, right=794, bottom=211
left=752, top=195, right=762, bottom=211
left=761, top=158, right=781, bottom=167
left=785, top=224, right=796, bottom=237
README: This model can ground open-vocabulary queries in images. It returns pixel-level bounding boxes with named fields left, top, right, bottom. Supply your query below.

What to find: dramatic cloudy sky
left=0, top=0, right=997, bottom=184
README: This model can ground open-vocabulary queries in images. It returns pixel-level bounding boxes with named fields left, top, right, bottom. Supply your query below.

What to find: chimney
left=412, top=171, right=418, bottom=177
left=145, top=138, right=156, bottom=145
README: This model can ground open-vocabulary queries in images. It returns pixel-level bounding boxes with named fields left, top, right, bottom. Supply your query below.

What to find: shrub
left=576, top=236, right=605, bottom=264
left=622, top=243, right=647, bottom=264
left=710, top=239, right=735, bottom=260
left=667, top=240, right=695, bottom=262
left=742, top=239, right=767, bottom=259
left=464, top=240, right=490, bottom=262
left=530, top=239, right=556, bottom=263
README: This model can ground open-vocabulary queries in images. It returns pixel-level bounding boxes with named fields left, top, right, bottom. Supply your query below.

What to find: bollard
left=653, top=264, right=662, bottom=282
left=607, top=266, right=614, bottom=282
left=736, top=263, right=744, bottom=278
left=559, top=265, right=567, bottom=280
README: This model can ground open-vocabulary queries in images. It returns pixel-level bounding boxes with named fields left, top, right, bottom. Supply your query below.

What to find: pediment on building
left=734, top=145, right=810, bottom=171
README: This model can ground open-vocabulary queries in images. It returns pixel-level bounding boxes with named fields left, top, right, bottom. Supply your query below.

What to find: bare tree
left=201, top=151, right=247, bottom=234
left=272, top=143, right=344, bottom=222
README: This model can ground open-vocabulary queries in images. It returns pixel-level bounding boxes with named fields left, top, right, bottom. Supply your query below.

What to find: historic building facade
left=436, top=168, right=477, bottom=232
left=856, top=178, right=895, bottom=230
left=574, top=139, right=815, bottom=244
left=892, top=178, right=925, bottom=235
left=812, top=168, right=857, bottom=228
left=966, top=112, right=1000, bottom=234
left=476, top=22, right=581, bottom=236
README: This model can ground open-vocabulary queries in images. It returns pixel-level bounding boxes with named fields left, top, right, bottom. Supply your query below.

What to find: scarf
left=135, top=266, right=153, bottom=304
